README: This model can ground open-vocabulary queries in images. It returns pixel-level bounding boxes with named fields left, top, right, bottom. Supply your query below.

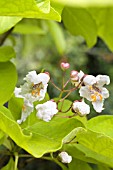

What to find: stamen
left=31, top=82, right=44, bottom=96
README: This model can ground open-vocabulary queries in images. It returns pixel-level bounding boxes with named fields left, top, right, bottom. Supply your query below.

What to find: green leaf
left=36, top=0, right=50, bottom=13
left=0, top=130, right=5, bottom=145
left=8, top=95, right=24, bottom=121
left=87, top=115, right=113, bottom=138
left=0, top=1, right=63, bottom=21
left=52, top=0, right=113, bottom=7
left=75, top=128, right=113, bottom=167
left=1, top=157, right=16, bottom=170
left=89, top=8, right=113, bottom=51
left=64, top=142, right=99, bottom=164
left=0, top=61, right=17, bottom=105
left=0, top=46, right=16, bottom=62
left=62, top=7, right=97, bottom=47
left=47, top=20, right=66, bottom=55
left=13, top=19, right=45, bottom=35
left=97, top=164, right=110, bottom=170
left=69, top=158, right=92, bottom=170
left=0, top=105, right=84, bottom=158
left=64, top=127, right=113, bottom=167
left=0, top=16, right=22, bottom=34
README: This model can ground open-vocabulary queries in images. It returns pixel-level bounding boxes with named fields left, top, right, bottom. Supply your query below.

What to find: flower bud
left=70, top=70, right=79, bottom=85
left=72, top=100, right=90, bottom=116
left=59, top=151, right=72, bottom=164
left=60, top=62, right=70, bottom=71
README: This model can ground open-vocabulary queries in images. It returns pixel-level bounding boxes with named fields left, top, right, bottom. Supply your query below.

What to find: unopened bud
left=72, top=100, right=90, bottom=116
left=59, top=151, right=72, bottom=164
left=70, top=70, right=79, bottom=85
left=60, top=62, right=70, bottom=71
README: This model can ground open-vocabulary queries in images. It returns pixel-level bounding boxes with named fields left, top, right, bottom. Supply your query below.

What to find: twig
left=0, top=27, right=14, bottom=46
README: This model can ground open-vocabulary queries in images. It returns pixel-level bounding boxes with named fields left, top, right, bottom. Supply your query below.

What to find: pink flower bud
left=60, top=62, right=70, bottom=71
left=70, top=70, right=79, bottom=82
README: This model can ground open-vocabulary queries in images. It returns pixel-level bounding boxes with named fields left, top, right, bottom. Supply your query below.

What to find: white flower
left=17, top=100, right=34, bottom=124
left=19, top=71, right=50, bottom=102
left=79, top=74, right=110, bottom=113
left=72, top=100, right=90, bottom=116
left=59, top=152, right=72, bottom=164
left=36, top=101, right=58, bottom=122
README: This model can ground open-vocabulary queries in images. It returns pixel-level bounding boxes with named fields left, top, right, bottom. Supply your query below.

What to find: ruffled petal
left=96, top=75, right=110, bottom=86
left=78, top=70, right=84, bottom=80
left=101, top=87, right=109, bottom=99
left=83, top=75, right=96, bottom=86
left=14, top=87, right=23, bottom=98
left=79, top=86, right=92, bottom=101
left=92, top=100, right=104, bottom=113
left=17, top=100, right=34, bottom=124
left=24, top=71, right=37, bottom=83
left=37, top=73, right=50, bottom=85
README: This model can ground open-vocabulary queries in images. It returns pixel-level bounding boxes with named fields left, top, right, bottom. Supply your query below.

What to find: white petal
left=14, top=87, right=23, bottom=98
left=78, top=70, right=84, bottom=80
left=83, top=75, right=96, bottom=85
left=79, top=86, right=91, bottom=101
left=17, top=100, right=34, bottom=124
left=96, top=75, right=110, bottom=86
left=36, top=73, right=50, bottom=85
left=24, top=71, right=37, bottom=83
left=101, top=87, right=109, bottom=99
left=92, top=100, right=104, bottom=113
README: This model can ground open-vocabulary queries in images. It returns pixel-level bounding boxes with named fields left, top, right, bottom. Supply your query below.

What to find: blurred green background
left=2, top=18, right=113, bottom=169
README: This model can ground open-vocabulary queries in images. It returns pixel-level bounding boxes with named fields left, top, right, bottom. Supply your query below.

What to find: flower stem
left=42, top=156, right=68, bottom=170
left=50, top=79, right=61, bottom=91
left=14, top=152, right=19, bottom=170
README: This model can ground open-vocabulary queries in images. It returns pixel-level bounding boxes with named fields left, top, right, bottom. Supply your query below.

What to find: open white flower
left=79, top=74, right=110, bottom=112
left=36, top=101, right=58, bottom=122
left=59, top=151, right=72, bottom=164
left=19, top=71, right=50, bottom=102
left=17, top=100, right=34, bottom=124
left=72, top=100, right=90, bottom=116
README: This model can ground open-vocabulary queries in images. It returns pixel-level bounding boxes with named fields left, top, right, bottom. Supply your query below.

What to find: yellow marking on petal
left=89, top=86, right=93, bottom=91
left=98, top=94, right=103, bottom=101
left=91, top=94, right=97, bottom=102
left=22, top=105, right=26, bottom=111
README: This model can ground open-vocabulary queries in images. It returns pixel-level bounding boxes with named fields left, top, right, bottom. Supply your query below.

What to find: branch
left=0, top=27, right=14, bottom=46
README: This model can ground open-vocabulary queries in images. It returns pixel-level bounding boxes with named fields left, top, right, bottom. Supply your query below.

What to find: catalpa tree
left=0, top=0, right=113, bottom=170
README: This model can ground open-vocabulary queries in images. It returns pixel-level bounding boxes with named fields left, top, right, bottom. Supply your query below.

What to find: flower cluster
left=71, top=70, right=110, bottom=113
left=14, top=71, right=58, bottom=124
left=14, top=62, right=110, bottom=124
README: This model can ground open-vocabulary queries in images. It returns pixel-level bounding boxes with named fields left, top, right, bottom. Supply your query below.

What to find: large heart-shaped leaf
left=62, top=7, right=97, bottom=47
left=64, top=126, right=113, bottom=168
left=0, top=105, right=84, bottom=157
left=0, top=1, right=63, bottom=21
